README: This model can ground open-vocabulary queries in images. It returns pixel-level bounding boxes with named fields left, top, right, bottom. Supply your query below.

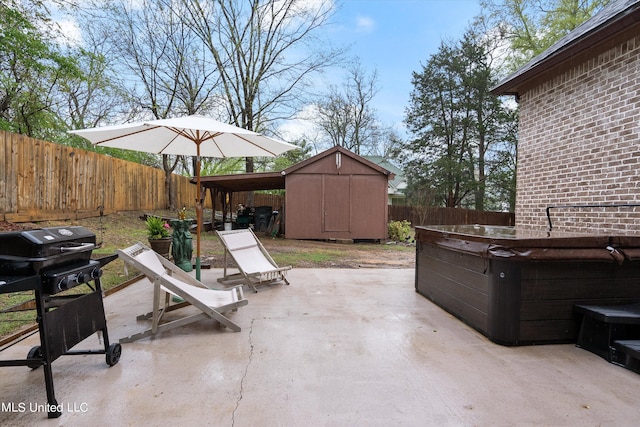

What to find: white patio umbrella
left=69, top=115, right=297, bottom=279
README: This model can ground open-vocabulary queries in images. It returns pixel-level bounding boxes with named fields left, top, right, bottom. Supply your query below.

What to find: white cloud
left=277, top=104, right=323, bottom=151
left=269, top=0, right=335, bottom=28
left=289, top=0, right=335, bottom=14
left=355, top=15, right=375, bottom=33
left=40, top=1, right=83, bottom=47
left=55, top=18, right=82, bottom=46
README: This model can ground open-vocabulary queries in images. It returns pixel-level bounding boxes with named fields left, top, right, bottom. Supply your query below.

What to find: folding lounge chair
left=116, top=242, right=248, bottom=343
left=216, top=228, right=291, bottom=293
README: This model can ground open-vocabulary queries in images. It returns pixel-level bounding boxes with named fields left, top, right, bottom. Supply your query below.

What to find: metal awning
left=193, top=171, right=285, bottom=192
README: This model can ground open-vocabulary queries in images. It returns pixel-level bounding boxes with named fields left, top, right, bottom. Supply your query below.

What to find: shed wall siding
left=351, top=174, right=388, bottom=237
left=516, top=34, right=640, bottom=234
left=284, top=149, right=389, bottom=240
left=285, top=174, right=323, bottom=239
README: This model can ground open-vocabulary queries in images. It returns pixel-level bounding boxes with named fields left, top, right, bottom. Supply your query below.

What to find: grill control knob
left=75, top=272, right=88, bottom=284
left=91, top=268, right=103, bottom=279
left=57, top=278, right=69, bottom=291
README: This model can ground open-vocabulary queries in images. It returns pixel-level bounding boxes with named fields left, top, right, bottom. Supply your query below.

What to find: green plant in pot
left=146, top=216, right=172, bottom=256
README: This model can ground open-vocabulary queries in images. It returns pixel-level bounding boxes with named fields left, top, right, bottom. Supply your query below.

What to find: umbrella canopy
left=69, top=115, right=297, bottom=279
left=68, top=115, right=297, bottom=158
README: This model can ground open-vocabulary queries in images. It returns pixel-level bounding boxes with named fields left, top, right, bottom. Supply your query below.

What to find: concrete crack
left=232, top=318, right=254, bottom=427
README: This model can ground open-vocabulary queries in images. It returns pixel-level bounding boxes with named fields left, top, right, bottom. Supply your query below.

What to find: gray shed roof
left=491, top=0, right=640, bottom=97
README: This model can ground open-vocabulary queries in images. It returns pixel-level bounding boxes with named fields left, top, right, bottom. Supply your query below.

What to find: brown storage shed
left=283, top=146, right=392, bottom=240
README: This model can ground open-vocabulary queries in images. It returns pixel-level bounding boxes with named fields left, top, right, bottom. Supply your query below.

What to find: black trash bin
left=254, top=206, right=272, bottom=232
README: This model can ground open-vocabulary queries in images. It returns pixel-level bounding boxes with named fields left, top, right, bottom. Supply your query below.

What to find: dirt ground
left=0, top=210, right=416, bottom=269
left=0, top=211, right=415, bottom=340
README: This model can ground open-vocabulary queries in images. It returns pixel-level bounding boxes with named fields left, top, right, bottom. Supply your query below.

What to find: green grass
left=0, top=246, right=141, bottom=341
left=0, top=292, right=37, bottom=338
left=273, top=250, right=345, bottom=266
left=0, top=211, right=416, bottom=340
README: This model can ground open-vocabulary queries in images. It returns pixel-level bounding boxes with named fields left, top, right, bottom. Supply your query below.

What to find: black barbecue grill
left=0, top=226, right=121, bottom=419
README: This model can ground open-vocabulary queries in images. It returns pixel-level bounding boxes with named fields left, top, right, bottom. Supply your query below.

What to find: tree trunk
left=163, top=154, right=177, bottom=209
left=245, top=156, right=255, bottom=207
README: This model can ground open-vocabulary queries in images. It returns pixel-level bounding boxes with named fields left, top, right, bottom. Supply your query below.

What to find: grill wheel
left=27, top=346, right=43, bottom=369
left=106, top=343, right=122, bottom=366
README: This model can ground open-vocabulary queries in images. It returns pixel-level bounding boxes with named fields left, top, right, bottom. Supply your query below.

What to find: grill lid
left=0, top=226, right=97, bottom=275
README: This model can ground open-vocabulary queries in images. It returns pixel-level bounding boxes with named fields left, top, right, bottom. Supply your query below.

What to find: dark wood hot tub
left=415, top=225, right=640, bottom=346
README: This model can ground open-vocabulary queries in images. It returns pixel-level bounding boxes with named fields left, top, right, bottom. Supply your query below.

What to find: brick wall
left=516, top=35, right=640, bottom=234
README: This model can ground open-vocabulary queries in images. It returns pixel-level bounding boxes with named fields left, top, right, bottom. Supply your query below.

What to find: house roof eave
left=491, top=0, right=640, bottom=97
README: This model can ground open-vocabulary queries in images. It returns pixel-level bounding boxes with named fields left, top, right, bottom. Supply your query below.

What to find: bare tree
left=84, top=0, right=219, bottom=208
left=316, top=61, right=380, bottom=155
left=178, top=0, right=342, bottom=174
left=61, top=28, right=127, bottom=133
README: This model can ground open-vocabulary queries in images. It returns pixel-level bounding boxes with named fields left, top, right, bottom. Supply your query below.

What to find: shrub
left=146, top=216, right=170, bottom=239
left=388, top=220, right=411, bottom=242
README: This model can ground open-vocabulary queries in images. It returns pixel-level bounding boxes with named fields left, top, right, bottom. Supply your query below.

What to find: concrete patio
left=1, top=267, right=639, bottom=426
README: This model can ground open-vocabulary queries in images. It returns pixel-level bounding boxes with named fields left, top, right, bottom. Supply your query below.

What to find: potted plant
left=146, top=216, right=172, bottom=256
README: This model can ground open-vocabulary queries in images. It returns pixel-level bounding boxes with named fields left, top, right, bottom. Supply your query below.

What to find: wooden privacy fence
left=222, top=195, right=514, bottom=227
left=1, top=131, right=514, bottom=227
left=232, top=193, right=284, bottom=210
left=388, top=205, right=514, bottom=227
left=0, top=131, right=202, bottom=223
left=226, top=195, right=513, bottom=227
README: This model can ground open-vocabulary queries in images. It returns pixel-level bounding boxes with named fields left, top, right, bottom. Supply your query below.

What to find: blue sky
left=325, top=0, right=482, bottom=133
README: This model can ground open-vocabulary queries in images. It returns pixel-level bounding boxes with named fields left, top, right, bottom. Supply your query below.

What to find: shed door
left=323, top=175, right=350, bottom=232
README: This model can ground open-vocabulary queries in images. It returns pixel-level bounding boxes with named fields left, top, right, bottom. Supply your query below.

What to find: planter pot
left=148, top=237, right=172, bottom=258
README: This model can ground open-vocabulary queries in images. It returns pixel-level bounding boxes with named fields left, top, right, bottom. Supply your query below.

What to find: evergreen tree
left=398, top=30, right=517, bottom=210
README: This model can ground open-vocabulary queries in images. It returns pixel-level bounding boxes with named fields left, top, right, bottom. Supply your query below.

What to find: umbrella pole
left=195, top=144, right=202, bottom=281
